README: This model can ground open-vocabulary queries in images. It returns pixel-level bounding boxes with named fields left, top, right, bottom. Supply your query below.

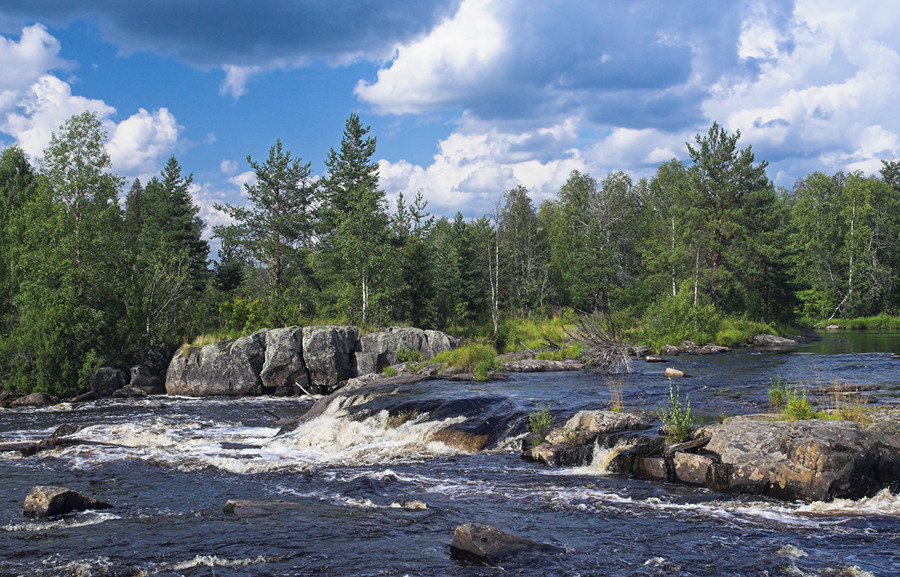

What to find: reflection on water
left=1, top=331, right=899, bottom=576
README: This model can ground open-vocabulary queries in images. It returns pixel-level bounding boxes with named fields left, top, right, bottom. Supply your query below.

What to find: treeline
left=2, top=112, right=900, bottom=395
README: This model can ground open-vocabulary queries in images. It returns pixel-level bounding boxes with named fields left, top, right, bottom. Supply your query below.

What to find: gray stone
left=563, top=410, right=652, bottom=434
left=129, top=365, right=165, bottom=394
left=705, top=419, right=900, bottom=501
left=355, top=327, right=456, bottom=376
left=89, top=366, right=129, bottom=397
left=673, top=452, right=714, bottom=485
left=752, top=334, right=799, bottom=347
left=10, top=392, right=54, bottom=408
left=503, top=359, right=585, bottom=372
left=24, top=486, right=112, bottom=518
left=260, top=327, right=307, bottom=394
left=302, top=325, right=358, bottom=393
left=165, top=330, right=267, bottom=396
left=449, top=523, right=561, bottom=565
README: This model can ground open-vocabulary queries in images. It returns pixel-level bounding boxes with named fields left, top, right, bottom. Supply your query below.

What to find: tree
left=214, top=139, right=316, bottom=296
left=316, top=113, right=390, bottom=324
left=499, top=185, right=548, bottom=315
left=684, top=122, right=782, bottom=314
left=8, top=112, right=127, bottom=394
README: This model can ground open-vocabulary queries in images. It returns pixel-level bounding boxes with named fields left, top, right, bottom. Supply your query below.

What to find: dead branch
left=564, top=309, right=644, bottom=373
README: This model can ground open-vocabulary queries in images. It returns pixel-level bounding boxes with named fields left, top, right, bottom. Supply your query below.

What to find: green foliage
left=657, top=381, right=694, bottom=442
left=535, top=344, right=582, bottom=360
left=821, top=314, right=900, bottom=330
left=783, top=388, right=815, bottom=421
left=431, top=343, right=499, bottom=377
left=528, top=402, right=553, bottom=444
left=768, top=376, right=789, bottom=409
left=382, top=366, right=398, bottom=377
left=396, top=347, right=423, bottom=363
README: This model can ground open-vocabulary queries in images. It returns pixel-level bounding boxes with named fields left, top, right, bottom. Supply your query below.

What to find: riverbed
left=2, top=331, right=899, bottom=576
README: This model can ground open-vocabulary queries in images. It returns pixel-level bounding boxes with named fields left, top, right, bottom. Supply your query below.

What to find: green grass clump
left=382, top=366, right=398, bottom=377
left=784, top=389, right=815, bottom=420
left=820, top=314, right=900, bottom=330
left=431, top=342, right=500, bottom=380
left=528, top=402, right=553, bottom=445
left=768, top=376, right=789, bottom=408
left=496, top=315, right=572, bottom=353
left=397, top=347, right=423, bottom=363
left=657, top=380, right=694, bottom=442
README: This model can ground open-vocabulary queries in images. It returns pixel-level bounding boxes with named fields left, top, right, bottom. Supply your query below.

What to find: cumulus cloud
left=0, top=25, right=182, bottom=179
left=188, top=182, right=235, bottom=241
left=108, top=107, right=181, bottom=174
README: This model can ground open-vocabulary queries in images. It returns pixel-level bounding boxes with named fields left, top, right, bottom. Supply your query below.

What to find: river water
left=2, top=331, right=900, bottom=576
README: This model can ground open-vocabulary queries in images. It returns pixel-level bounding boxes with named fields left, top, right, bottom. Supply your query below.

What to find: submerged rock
left=24, top=486, right=112, bottom=518
left=450, top=523, right=562, bottom=565
left=663, top=367, right=687, bottom=378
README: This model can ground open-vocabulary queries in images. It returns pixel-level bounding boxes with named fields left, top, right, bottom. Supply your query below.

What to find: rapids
left=2, top=331, right=899, bottom=575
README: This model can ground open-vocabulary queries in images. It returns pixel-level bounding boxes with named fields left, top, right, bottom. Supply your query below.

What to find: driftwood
left=564, top=310, right=644, bottom=373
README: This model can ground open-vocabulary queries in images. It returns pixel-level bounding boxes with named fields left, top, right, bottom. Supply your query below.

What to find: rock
left=223, top=499, right=306, bottom=517
left=705, top=419, right=900, bottom=501
left=89, top=366, right=130, bottom=397
left=826, top=324, right=840, bottom=330
left=129, top=365, right=165, bottom=395
left=644, top=356, right=665, bottom=363
left=664, top=367, right=686, bottom=378
left=302, top=325, right=358, bottom=393
left=355, top=327, right=455, bottom=376
left=165, top=330, right=268, bottom=396
left=752, top=334, right=799, bottom=347
left=23, top=486, right=112, bottom=518
left=0, top=390, right=12, bottom=407
left=503, top=359, right=585, bottom=372
left=112, top=385, right=148, bottom=398
left=71, top=391, right=99, bottom=403
left=10, top=392, right=54, bottom=408
left=449, top=523, right=562, bottom=565
left=563, top=410, right=652, bottom=434
left=260, top=327, right=307, bottom=394
left=673, top=452, right=714, bottom=486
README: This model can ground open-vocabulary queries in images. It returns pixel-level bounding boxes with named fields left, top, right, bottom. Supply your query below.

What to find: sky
left=2, top=0, right=900, bottom=243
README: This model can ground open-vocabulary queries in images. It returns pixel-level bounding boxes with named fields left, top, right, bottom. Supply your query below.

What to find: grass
left=816, top=314, right=900, bottom=330
left=657, top=380, right=694, bottom=442
left=768, top=376, right=789, bottom=409
left=608, top=376, right=624, bottom=412
left=768, top=375, right=873, bottom=424
left=431, top=342, right=500, bottom=382
left=382, top=366, right=398, bottom=377
left=535, top=344, right=582, bottom=361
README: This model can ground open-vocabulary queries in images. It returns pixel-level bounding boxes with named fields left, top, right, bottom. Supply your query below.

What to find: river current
left=2, top=331, right=900, bottom=576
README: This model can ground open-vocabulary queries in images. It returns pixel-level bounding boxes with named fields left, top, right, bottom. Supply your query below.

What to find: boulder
left=664, top=367, right=686, bottom=378
left=129, top=365, right=165, bottom=395
left=705, top=419, right=900, bottom=501
left=89, top=366, right=130, bottom=397
left=449, top=523, right=562, bottom=565
left=260, top=327, right=308, bottom=395
left=165, top=330, right=267, bottom=396
left=10, top=392, right=54, bottom=408
left=355, top=327, right=456, bottom=376
left=302, top=325, right=358, bottom=394
left=752, top=334, right=799, bottom=347
left=563, top=410, right=652, bottom=434
left=23, top=486, right=112, bottom=518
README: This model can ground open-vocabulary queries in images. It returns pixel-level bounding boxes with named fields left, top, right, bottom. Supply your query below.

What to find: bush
left=382, top=366, right=398, bottom=377
left=397, top=347, right=423, bottom=363
left=535, top=343, right=582, bottom=361
left=768, top=376, right=789, bottom=408
left=657, top=380, right=694, bottom=442
left=784, top=388, right=815, bottom=420
left=528, top=402, right=553, bottom=444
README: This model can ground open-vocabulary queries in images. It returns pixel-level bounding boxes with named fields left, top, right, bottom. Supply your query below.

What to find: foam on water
left=2, top=511, right=120, bottom=532
left=166, top=554, right=285, bottom=570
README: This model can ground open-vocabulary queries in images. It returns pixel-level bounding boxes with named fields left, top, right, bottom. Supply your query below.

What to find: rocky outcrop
left=23, top=486, right=113, bottom=518
left=166, top=330, right=267, bottom=396
left=450, top=523, right=562, bottom=566
left=128, top=365, right=165, bottom=395
left=355, top=327, right=456, bottom=375
left=165, top=325, right=452, bottom=397
left=503, top=359, right=585, bottom=372
left=303, top=325, right=358, bottom=393
left=752, top=334, right=799, bottom=347
left=522, top=412, right=900, bottom=502
left=663, top=341, right=730, bottom=355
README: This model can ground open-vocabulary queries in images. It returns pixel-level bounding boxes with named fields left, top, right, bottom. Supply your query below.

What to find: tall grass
left=819, top=314, right=900, bottom=330
left=431, top=342, right=500, bottom=381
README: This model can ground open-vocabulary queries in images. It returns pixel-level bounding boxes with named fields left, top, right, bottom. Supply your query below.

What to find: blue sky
left=2, top=0, right=900, bottom=239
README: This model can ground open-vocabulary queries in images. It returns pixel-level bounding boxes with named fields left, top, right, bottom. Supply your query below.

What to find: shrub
left=528, top=402, right=553, bottom=444
left=397, top=347, right=423, bottom=363
left=783, top=387, right=815, bottom=420
left=382, top=366, right=398, bottom=377
left=535, top=344, right=582, bottom=361
left=768, top=376, right=789, bottom=409
left=657, top=380, right=694, bottom=442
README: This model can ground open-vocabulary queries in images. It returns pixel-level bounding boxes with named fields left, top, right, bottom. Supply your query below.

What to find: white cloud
left=108, top=107, right=181, bottom=174
left=0, top=25, right=181, bottom=179
left=355, top=0, right=506, bottom=115
left=0, top=24, right=68, bottom=113
left=189, top=182, right=235, bottom=240
left=2, top=75, right=116, bottom=159
left=228, top=170, right=257, bottom=195
left=220, top=159, right=238, bottom=174
left=220, top=64, right=262, bottom=98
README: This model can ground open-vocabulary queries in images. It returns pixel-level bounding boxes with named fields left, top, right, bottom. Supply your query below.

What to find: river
left=2, top=331, right=899, bottom=576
